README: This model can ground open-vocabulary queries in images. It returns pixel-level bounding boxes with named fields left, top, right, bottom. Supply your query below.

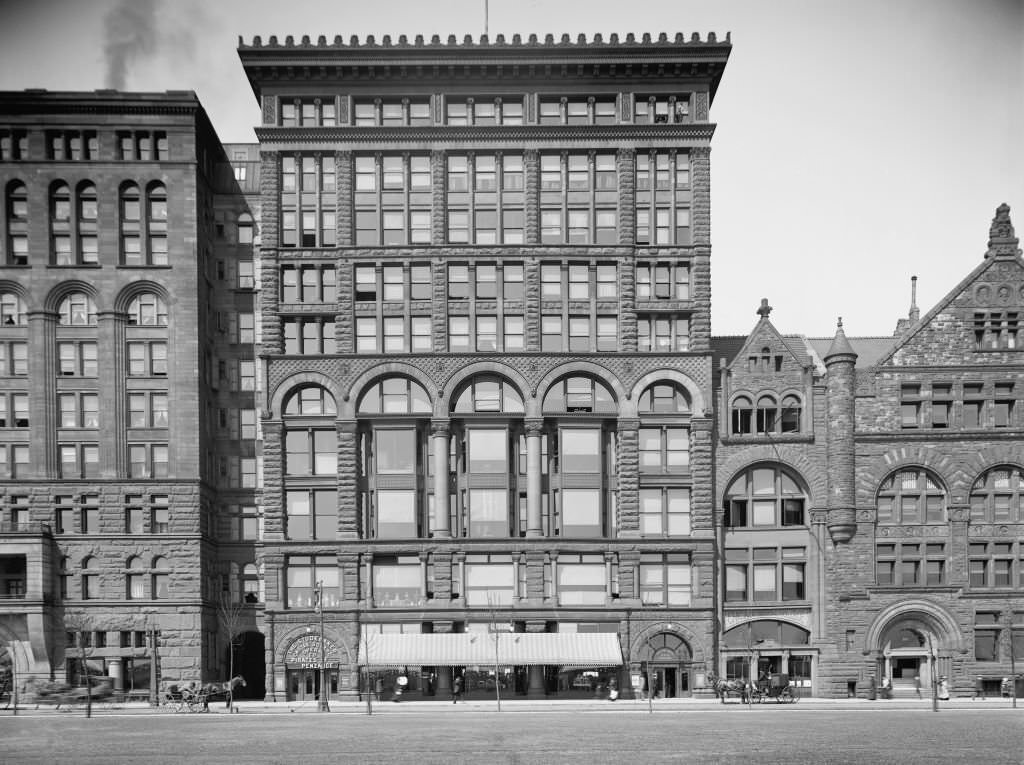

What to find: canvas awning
left=357, top=632, right=622, bottom=668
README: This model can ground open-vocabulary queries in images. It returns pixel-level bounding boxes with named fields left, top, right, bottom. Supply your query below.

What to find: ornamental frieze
left=967, top=524, right=1020, bottom=537
left=974, top=282, right=1023, bottom=307
left=723, top=608, right=810, bottom=631
left=876, top=525, right=948, bottom=538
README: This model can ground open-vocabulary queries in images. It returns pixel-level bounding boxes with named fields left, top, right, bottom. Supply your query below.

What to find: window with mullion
left=639, top=487, right=691, bottom=536
left=285, top=489, right=337, bottom=541
left=635, top=150, right=691, bottom=245
left=638, top=426, right=689, bottom=473
left=639, top=553, right=691, bottom=606
left=876, top=468, right=946, bottom=524
left=372, top=556, right=421, bottom=606
left=447, top=154, right=524, bottom=244
left=286, top=555, right=339, bottom=609
left=540, top=153, right=617, bottom=244
left=724, top=466, right=807, bottom=529
left=281, top=154, right=336, bottom=247
left=556, top=556, right=606, bottom=605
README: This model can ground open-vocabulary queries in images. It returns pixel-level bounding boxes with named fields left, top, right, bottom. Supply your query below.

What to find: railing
left=0, top=522, right=52, bottom=535
left=0, top=591, right=27, bottom=600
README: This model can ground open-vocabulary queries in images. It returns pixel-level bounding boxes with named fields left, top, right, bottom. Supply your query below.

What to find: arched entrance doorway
left=877, top=618, right=943, bottom=695
left=283, top=633, right=344, bottom=702
left=230, top=631, right=265, bottom=699
left=636, top=632, right=693, bottom=698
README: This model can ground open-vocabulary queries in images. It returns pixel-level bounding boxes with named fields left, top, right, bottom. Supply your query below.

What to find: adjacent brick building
left=1, top=33, right=1020, bottom=703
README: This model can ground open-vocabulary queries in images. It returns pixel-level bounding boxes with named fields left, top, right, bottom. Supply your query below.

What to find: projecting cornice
left=239, top=32, right=732, bottom=102
left=254, top=123, right=718, bottom=145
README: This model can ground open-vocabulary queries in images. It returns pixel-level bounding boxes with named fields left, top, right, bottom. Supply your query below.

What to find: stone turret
left=824, top=318, right=857, bottom=543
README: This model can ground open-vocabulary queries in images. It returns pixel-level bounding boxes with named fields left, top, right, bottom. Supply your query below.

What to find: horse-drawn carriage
left=710, top=673, right=798, bottom=704
left=749, top=673, right=798, bottom=703
left=163, top=676, right=245, bottom=713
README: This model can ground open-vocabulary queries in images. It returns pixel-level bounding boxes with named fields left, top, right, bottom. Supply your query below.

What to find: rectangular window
left=639, top=554, right=692, bottom=606
left=556, top=556, right=605, bottom=606
left=372, top=556, right=421, bottom=606
left=541, top=315, right=563, bottom=352
left=286, top=555, right=339, bottom=609
left=464, top=556, right=515, bottom=606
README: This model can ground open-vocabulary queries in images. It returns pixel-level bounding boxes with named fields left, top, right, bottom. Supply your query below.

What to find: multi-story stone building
left=714, top=205, right=1024, bottom=699
left=240, top=31, right=730, bottom=702
left=1, top=33, right=1021, bottom=704
left=0, top=90, right=262, bottom=699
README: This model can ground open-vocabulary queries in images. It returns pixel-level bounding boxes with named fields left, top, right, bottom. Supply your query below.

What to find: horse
left=199, top=675, right=246, bottom=708
left=707, top=673, right=750, bottom=704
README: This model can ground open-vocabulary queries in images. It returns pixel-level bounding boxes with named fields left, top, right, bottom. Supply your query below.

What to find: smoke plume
left=103, top=0, right=157, bottom=90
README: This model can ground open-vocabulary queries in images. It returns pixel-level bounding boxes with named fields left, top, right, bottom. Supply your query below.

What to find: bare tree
left=216, top=591, right=245, bottom=711
left=63, top=617, right=110, bottom=718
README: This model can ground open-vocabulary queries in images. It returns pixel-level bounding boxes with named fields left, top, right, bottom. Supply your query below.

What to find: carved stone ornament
left=858, top=509, right=875, bottom=522
left=338, top=363, right=350, bottom=377
left=723, top=608, right=810, bottom=631
left=262, top=95, right=276, bottom=125
left=996, top=284, right=1013, bottom=305
left=695, top=92, right=709, bottom=121
left=949, top=507, right=970, bottom=523
left=876, top=525, right=947, bottom=538
left=975, top=285, right=991, bottom=305
left=285, top=634, right=340, bottom=664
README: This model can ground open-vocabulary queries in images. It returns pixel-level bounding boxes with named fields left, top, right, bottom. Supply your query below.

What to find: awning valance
left=357, top=632, right=622, bottom=668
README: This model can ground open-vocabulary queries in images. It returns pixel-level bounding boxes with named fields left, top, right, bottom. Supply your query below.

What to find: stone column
left=525, top=419, right=544, bottom=537
left=431, top=420, right=450, bottom=538
left=108, top=657, right=124, bottom=694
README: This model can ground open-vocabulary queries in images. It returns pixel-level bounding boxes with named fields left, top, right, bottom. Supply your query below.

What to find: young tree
left=217, top=591, right=245, bottom=711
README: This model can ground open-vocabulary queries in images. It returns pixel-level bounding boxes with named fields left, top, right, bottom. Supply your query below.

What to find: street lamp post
left=746, top=637, right=764, bottom=708
left=927, top=634, right=937, bottom=713
left=314, top=581, right=329, bottom=712
left=148, top=627, right=159, bottom=707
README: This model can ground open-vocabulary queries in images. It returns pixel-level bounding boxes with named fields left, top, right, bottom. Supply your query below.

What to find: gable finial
left=756, top=298, right=772, bottom=318
left=985, top=203, right=1021, bottom=260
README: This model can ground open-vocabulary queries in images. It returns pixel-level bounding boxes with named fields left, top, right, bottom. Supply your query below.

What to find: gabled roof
left=872, top=204, right=1022, bottom=367
left=712, top=300, right=818, bottom=374
left=805, top=337, right=896, bottom=369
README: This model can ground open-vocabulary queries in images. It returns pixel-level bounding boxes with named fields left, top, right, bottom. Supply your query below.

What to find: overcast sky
left=1, top=0, right=1021, bottom=338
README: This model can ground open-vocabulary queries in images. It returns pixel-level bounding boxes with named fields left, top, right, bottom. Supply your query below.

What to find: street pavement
left=1, top=698, right=1022, bottom=764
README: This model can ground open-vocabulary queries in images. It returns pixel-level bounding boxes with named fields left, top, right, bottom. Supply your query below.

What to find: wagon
left=750, top=673, right=798, bottom=703
left=163, top=684, right=208, bottom=713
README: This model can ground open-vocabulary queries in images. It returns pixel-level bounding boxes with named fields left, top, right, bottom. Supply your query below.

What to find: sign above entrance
left=285, top=634, right=340, bottom=664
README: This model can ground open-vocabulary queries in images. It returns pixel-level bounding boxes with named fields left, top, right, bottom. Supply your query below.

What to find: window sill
left=47, top=263, right=101, bottom=269
left=720, top=434, right=813, bottom=445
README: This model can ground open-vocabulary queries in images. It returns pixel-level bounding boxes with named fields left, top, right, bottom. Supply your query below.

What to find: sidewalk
left=5, top=695, right=1021, bottom=715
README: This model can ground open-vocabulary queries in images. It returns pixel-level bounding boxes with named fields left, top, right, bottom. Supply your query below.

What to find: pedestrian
left=975, top=675, right=984, bottom=700
left=913, top=674, right=921, bottom=699
left=880, top=676, right=891, bottom=700
left=452, top=672, right=463, bottom=704
left=937, top=676, right=949, bottom=701
left=374, top=676, right=384, bottom=702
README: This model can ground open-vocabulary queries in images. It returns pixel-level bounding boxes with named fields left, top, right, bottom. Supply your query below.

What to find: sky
left=0, top=0, right=1021, bottom=338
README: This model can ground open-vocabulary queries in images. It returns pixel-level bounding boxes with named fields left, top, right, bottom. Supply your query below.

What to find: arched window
left=5, top=181, right=28, bottom=265
left=152, top=556, right=169, bottom=599
left=638, top=381, right=691, bottom=414
left=58, top=292, right=96, bottom=326
left=756, top=394, right=777, bottom=434
left=242, top=563, right=261, bottom=603
left=284, top=385, right=337, bottom=416
left=81, top=556, right=99, bottom=600
left=147, top=182, right=168, bottom=265
left=452, top=375, right=523, bottom=413
left=876, top=468, right=945, bottom=524
left=120, top=182, right=142, bottom=264
left=780, top=394, right=801, bottom=433
left=542, top=375, right=616, bottom=413
left=730, top=395, right=752, bottom=435
left=50, top=182, right=72, bottom=265
left=723, top=620, right=810, bottom=648
left=357, top=377, right=430, bottom=414
left=0, top=292, right=26, bottom=326
left=77, top=182, right=98, bottom=264
left=969, top=466, right=1024, bottom=523
left=725, top=465, right=807, bottom=528
left=127, top=293, right=168, bottom=326
left=126, top=556, right=147, bottom=600
left=237, top=212, right=254, bottom=245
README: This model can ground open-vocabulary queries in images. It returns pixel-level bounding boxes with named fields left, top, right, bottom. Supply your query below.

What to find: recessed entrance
left=637, top=632, right=693, bottom=698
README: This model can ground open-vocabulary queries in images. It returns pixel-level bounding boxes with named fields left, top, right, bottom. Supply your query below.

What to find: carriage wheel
left=780, top=687, right=796, bottom=703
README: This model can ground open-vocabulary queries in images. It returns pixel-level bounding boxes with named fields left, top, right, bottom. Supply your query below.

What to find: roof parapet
left=238, top=31, right=731, bottom=49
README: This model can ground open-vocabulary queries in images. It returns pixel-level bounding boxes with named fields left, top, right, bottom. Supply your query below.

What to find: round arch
left=343, top=362, right=439, bottom=419
left=535, top=361, right=626, bottom=410
left=113, top=280, right=171, bottom=314
left=631, top=622, right=708, bottom=668
left=716, top=451, right=824, bottom=512
left=43, top=280, right=101, bottom=314
left=276, top=625, right=354, bottom=667
left=438, top=361, right=531, bottom=415
left=863, top=599, right=964, bottom=655
left=268, top=371, right=340, bottom=420
left=629, top=369, right=706, bottom=418
left=856, top=448, right=955, bottom=505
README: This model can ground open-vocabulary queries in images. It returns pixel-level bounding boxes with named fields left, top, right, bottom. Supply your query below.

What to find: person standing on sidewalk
left=452, top=673, right=463, bottom=704
left=975, top=675, right=985, bottom=700
left=937, top=676, right=950, bottom=701
left=913, top=675, right=921, bottom=699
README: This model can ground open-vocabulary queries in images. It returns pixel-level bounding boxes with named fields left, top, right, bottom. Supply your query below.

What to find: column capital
left=617, top=418, right=640, bottom=432
left=430, top=419, right=451, bottom=437
left=524, top=418, right=545, bottom=437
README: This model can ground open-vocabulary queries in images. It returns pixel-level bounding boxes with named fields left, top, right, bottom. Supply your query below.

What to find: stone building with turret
left=714, top=204, right=1024, bottom=699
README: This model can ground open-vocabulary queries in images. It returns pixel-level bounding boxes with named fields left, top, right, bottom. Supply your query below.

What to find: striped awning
left=357, top=632, right=622, bottom=668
